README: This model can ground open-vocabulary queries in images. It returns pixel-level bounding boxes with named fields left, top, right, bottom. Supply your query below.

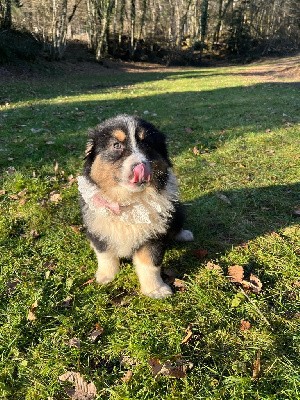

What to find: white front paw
left=143, top=283, right=173, bottom=299
left=95, top=269, right=117, bottom=284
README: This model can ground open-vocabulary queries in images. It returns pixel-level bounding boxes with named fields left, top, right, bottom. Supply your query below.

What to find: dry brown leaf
left=173, top=278, right=186, bottom=292
left=68, top=337, right=81, bottom=348
left=181, top=325, right=193, bottom=344
left=88, top=324, right=104, bottom=343
left=193, top=249, right=208, bottom=259
left=206, top=262, right=223, bottom=273
left=7, top=279, right=21, bottom=294
left=19, top=198, right=27, bottom=206
left=29, top=230, right=40, bottom=239
left=59, top=371, right=97, bottom=400
left=149, top=358, right=192, bottom=378
left=0, top=189, right=6, bottom=196
left=27, top=300, right=38, bottom=321
left=249, top=274, right=263, bottom=294
left=252, top=351, right=261, bottom=380
left=121, top=370, right=133, bottom=383
left=70, top=225, right=84, bottom=234
left=192, top=146, right=200, bottom=155
left=228, top=265, right=244, bottom=283
left=61, top=296, right=73, bottom=308
left=82, top=278, right=95, bottom=286
left=149, top=358, right=163, bottom=376
left=240, top=319, right=251, bottom=331
left=49, top=192, right=62, bottom=203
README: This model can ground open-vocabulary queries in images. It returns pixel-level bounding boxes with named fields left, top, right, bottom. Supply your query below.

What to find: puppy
left=78, top=114, right=193, bottom=298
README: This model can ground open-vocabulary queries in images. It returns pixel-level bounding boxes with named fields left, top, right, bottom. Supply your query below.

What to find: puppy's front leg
left=91, top=244, right=120, bottom=284
left=133, top=243, right=172, bottom=299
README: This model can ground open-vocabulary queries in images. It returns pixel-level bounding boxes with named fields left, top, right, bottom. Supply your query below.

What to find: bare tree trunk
left=1, top=0, right=12, bottom=29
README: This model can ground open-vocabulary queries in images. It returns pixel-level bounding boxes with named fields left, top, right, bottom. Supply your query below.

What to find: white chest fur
left=78, top=173, right=179, bottom=257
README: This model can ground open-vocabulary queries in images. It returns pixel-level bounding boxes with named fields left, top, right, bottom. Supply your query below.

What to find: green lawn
left=0, top=58, right=299, bottom=399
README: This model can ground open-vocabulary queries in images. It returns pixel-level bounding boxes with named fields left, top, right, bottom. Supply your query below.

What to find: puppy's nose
left=130, top=162, right=151, bottom=184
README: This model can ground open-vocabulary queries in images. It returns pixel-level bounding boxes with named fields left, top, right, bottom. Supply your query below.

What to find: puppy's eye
left=113, top=142, right=123, bottom=150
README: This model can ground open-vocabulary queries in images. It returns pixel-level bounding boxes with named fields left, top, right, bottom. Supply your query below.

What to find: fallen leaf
left=49, top=192, right=62, bottom=203
left=67, top=175, right=77, bottom=185
left=228, top=265, right=244, bottom=283
left=252, top=351, right=261, bottom=380
left=9, top=194, right=19, bottom=200
left=205, top=262, right=223, bottom=273
left=29, top=230, right=40, bottom=239
left=82, top=278, right=95, bottom=286
left=18, top=189, right=28, bottom=197
left=70, top=225, right=84, bottom=234
left=181, top=325, right=193, bottom=344
left=149, top=358, right=162, bottom=376
left=149, top=358, right=193, bottom=378
left=240, top=319, right=251, bottom=331
left=185, top=127, right=193, bottom=133
left=121, top=370, right=133, bottom=383
left=68, top=337, right=81, bottom=348
left=88, top=324, right=104, bottom=343
left=173, top=278, right=186, bottom=292
left=59, top=371, right=97, bottom=399
left=193, top=249, right=208, bottom=259
left=249, top=274, right=262, bottom=294
left=27, top=300, right=38, bottom=321
left=216, top=193, right=231, bottom=205
left=0, top=189, right=6, bottom=196
left=7, top=279, right=21, bottom=293
left=192, top=146, right=200, bottom=155
left=61, top=296, right=73, bottom=308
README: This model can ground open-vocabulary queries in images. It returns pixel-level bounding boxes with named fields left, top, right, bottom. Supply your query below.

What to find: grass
left=0, top=58, right=299, bottom=399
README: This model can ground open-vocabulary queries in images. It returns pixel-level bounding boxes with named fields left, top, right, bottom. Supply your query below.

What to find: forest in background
left=0, top=0, right=299, bottom=65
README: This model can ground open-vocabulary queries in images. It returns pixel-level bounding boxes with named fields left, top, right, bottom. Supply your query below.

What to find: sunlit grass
left=0, top=58, right=299, bottom=399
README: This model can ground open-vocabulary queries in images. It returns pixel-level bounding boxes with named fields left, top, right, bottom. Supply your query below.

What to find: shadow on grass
left=1, top=78, right=299, bottom=259
left=0, top=81, right=298, bottom=169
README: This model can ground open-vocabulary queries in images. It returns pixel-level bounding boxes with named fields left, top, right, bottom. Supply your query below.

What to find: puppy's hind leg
left=133, top=242, right=172, bottom=299
left=90, top=243, right=120, bottom=284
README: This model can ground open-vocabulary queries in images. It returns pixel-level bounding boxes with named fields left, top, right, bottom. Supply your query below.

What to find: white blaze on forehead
left=126, top=117, right=145, bottom=160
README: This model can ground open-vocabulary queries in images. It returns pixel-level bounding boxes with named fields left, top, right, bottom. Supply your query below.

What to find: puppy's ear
left=84, top=128, right=97, bottom=159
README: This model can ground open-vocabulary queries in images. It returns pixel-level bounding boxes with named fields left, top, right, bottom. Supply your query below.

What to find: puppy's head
left=84, top=114, right=171, bottom=194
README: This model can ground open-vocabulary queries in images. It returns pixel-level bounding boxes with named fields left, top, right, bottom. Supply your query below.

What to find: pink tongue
left=130, top=163, right=151, bottom=184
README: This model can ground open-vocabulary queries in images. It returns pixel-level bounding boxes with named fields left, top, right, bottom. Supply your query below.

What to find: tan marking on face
left=138, top=130, right=145, bottom=140
left=90, top=155, right=119, bottom=193
left=135, top=246, right=153, bottom=266
left=113, top=130, right=126, bottom=142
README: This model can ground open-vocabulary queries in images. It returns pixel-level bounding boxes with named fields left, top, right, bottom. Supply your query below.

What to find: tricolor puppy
left=78, top=114, right=193, bottom=298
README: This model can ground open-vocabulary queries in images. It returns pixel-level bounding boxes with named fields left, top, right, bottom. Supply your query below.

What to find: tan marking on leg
left=133, top=246, right=172, bottom=299
left=113, top=129, right=126, bottom=142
